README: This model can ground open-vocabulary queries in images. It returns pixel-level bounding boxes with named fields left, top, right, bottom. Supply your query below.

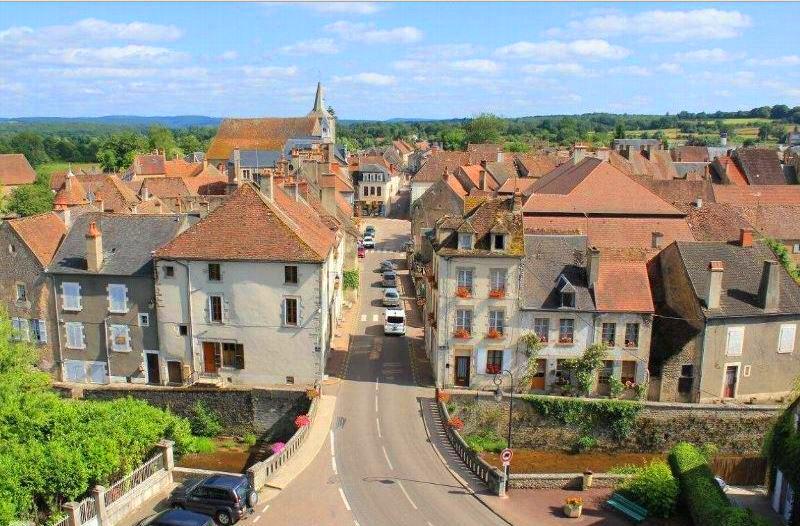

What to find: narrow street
left=260, top=210, right=505, bottom=525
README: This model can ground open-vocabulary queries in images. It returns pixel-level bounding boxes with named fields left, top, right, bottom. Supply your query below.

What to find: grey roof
left=674, top=240, right=800, bottom=318
left=229, top=150, right=282, bottom=169
left=411, top=179, right=463, bottom=234
left=520, top=234, right=595, bottom=311
left=484, top=161, right=517, bottom=185
left=359, top=163, right=390, bottom=174
left=783, top=164, right=797, bottom=184
left=673, top=162, right=709, bottom=178
left=706, top=147, right=731, bottom=160
left=613, top=139, right=662, bottom=148
left=49, top=213, right=196, bottom=276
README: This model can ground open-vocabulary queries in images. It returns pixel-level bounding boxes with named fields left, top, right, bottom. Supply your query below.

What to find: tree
left=7, top=183, right=54, bottom=216
left=96, top=131, right=147, bottom=172
left=439, top=127, right=467, bottom=150
left=758, top=125, right=770, bottom=141
left=770, top=123, right=788, bottom=142
left=177, top=134, right=202, bottom=155
left=770, top=104, right=790, bottom=120
left=148, top=125, right=179, bottom=158
left=563, top=343, right=608, bottom=395
left=614, top=123, right=626, bottom=140
left=9, top=132, right=50, bottom=167
left=465, top=113, right=506, bottom=144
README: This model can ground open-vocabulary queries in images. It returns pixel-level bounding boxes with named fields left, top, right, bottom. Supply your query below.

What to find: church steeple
left=310, top=81, right=324, bottom=115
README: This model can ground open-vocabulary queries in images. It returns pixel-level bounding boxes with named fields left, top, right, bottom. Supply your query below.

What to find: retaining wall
left=508, top=473, right=631, bottom=490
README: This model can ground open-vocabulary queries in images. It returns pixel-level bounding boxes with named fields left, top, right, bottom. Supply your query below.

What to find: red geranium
left=294, top=414, right=311, bottom=428
left=448, top=416, right=464, bottom=431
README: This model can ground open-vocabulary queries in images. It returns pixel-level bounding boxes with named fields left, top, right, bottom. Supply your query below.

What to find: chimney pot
left=739, top=228, right=754, bottom=247
left=85, top=220, right=103, bottom=272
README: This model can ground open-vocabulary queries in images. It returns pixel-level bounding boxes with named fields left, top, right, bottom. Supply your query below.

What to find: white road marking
left=396, top=480, right=418, bottom=510
left=354, top=521, right=361, bottom=526
left=360, top=314, right=367, bottom=322
left=330, top=430, right=335, bottom=455
left=374, top=395, right=378, bottom=412
left=372, top=314, right=378, bottom=322
left=382, top=446, right=394, bottom=470
left=375, top=377, right=379, bottom=391
left=427, top=522, right=435, bottom=526
left=252, top=516, right=261, bottom=523
left=261, top=504, right=269, bottom=513
left=332, top=455, right=338, bottom=474
left=339, top=487, right=352, bottom=511
left=376, top=417, right=382, bottom=438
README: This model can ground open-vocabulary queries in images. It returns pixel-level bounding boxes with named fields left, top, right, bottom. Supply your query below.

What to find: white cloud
left=408, top=43, right=477, bottom=60
left=325, top=21, right=423, bottom=44
left=609, top=65, right=651, bottom=77
left=0, top=18, right=183, bottom=48
left=241, top=65, right=299, bottom=78
left=392, top=59, right=424, bottom=71
left=556, top=9, right=750, bottom=43
left=303, top=2, right=381, bottom=14
left=657, top=63, right=683, bottom=74
left=449, top=59, right=501, bottom=74
left=0, top=78, right=24, bottom=94
left=495, top=39, right=629, bottom=60
left=522, top=63, right=590, bottom=76
left=219, top=50, right=239, bottom=61
left=35, top=45, right=188, bottom=66
left=746, top=55, right=800, bottom=67
left=280, top=38, right=339, bottom=56
left=333, top=72, right=397, bottom=86
left=673, top=48, right=739, bottom=62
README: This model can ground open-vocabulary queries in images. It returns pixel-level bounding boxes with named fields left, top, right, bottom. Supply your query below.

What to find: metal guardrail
left=104, top=452, right=165, bottom=508
left=51, top=514, right=72, bottom=526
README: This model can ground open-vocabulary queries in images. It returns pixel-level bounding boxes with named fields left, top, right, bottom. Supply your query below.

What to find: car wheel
left=172, top=504, right=184, bottom=510
left=247, top=491, right=259, bottom=507
left=215, top=511, right=233, bottom=525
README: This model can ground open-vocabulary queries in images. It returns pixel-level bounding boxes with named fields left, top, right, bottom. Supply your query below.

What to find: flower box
left=563, top=497, right=583, bottom=518
left=485, top=364, right=501, bottom=375
left=455, top=286, right=472, bottom=298
left=453, top=328, right=471, bottom=339
left=558, top=337, right=574, bottom=344
left=625, top=340, right=638, bottom=348
left=486, top=328, right=503, bottom=339
left=488, top=288, right=505, bottom=299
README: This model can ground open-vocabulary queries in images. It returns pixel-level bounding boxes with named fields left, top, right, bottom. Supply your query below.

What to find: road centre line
left=339, top=487, right=352, bottom=511
left=372, top=314, right=378, bottom=322
left=252, top=515, right=261, bottom=523
left=374, top=395, right=378, bottom=412
left=330, top=430, right=335, bottom=455
left=382, top=446, right=394, bottom=470
left=396, top=480, right=418, bottom=510
left=260, top=504, right=269, bottom=513
left=375, top=377, right=379, bottom=391
left=331, top=455, right=338, bottom=474
left=376, top=417, right=382, bottom=438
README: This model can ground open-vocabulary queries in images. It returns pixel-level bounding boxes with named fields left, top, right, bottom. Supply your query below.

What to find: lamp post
left=493, top=369, right=514, bottom=492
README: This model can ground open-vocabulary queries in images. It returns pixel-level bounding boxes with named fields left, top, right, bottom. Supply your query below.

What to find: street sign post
left=501, top=448, right=513, bottom=467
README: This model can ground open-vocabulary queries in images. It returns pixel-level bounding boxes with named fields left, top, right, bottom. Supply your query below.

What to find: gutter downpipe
left=103, top=316, right=111, bottom=383
left=172, top=260, right=195, bottom=383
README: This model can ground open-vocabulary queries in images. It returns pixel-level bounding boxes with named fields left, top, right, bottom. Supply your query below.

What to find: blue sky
left=1, top=2, right=799, bottom=119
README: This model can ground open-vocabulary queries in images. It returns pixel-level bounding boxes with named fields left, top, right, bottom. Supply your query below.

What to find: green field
left=37, top=162, right=100, bottom=178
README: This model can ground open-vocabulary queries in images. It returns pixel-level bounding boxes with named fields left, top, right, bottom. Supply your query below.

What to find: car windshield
left=385, top=291, right=398, bottom=298
left=384, top=272, right=395, bottom=278
left=387, top=316, right=404, bottom=324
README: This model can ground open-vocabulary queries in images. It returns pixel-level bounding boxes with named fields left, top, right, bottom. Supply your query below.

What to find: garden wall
left=79, top=386, right=307, bottom=435
left=450, top=393, right=780, bottom=454
left=507, top=473, right=630, bottom=490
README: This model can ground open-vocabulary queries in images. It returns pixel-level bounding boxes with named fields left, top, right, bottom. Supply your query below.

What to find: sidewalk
left=325, top=296, right=360, bottom=380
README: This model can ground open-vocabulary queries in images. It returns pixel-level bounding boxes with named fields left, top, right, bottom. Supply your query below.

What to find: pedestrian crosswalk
left=360, top=314, right=380, bottom=322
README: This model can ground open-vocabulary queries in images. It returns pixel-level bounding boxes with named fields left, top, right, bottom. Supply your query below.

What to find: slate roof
left=484, top=161, right=517, bottom=186
left=435, top=196, right=524, bottom=257
left=673, top=162, right=709, bottom=179
left=7, top=212, right=66, bottom=266
left=520, top=234, right=593, bottom=310
left=156, top=183, right=334, bottom=263
left=634, top=178, right=714, bottom=206
left=0, top=154, right=36, bottom=186
left=734, top=148, right=787, bottom=185
left=206, top=117, right=318, bottom=160
left=232, top=150, right=282, bottom=169
left=49, top=213, right=193, bottom=276
left=673, top=240, right=800, bottom=318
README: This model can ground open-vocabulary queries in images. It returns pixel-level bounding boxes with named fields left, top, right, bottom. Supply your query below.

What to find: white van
left=384, top=308, right=406, bottom=336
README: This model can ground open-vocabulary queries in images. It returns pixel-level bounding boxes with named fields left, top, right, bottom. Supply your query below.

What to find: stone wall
left=508, top=473, right=630, bottom=490
left=81, top=386, right=307, bottom=435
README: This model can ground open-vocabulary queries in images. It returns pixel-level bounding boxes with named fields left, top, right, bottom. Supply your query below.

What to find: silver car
left=383, top=288, right=401, bottom=307
left=382, top=270, right=397, bottom=288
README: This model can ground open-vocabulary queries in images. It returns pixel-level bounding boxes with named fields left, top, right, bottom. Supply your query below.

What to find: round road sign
left=501, top=448, right=513, bottom=463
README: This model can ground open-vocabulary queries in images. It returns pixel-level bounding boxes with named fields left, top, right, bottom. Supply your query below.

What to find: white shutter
left=207, top=296, right=213, bottom=323
left=124, top=326, right=131, bottom=351
left=726, top=326, right=744, bottom=356
left=38, top=319, right=48, bottom=344
left=20, top=319, right=30, bottom=342
left=11, top=318, right=20, bottom=340
left=502, top=349, right=512, bottom=373
left=476, top=348, right=487, bottom=374
left=80, top=324, right=86, bottom=349
left=778, top=324, right=796, bottom=354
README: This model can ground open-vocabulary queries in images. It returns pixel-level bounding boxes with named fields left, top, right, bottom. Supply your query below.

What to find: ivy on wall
left=521, top=395, right=643, bottom=441
left=763, top=399, right=800, bottom=495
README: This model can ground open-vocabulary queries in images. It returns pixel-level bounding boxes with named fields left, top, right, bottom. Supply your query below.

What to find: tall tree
left=464, top=113, right=506, bottom=144
left=9, top=132, right=50, bottom=167
left=148, top=125, right=179, bottom=158
left=96, top=131, right=147, bottom=172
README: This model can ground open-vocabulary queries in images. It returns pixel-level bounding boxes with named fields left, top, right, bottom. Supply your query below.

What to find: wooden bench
left=606, top=492, right=648, bottom=523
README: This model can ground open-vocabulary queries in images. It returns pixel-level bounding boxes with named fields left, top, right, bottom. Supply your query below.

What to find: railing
left=104, top=452, right=165, bottom=508
left=77, top=497, right=97, bottom=525
left=51, top=514, right=73, bottom=526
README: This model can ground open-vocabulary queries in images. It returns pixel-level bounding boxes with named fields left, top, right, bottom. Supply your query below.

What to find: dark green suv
left=169, top=475, right=258, bottom=525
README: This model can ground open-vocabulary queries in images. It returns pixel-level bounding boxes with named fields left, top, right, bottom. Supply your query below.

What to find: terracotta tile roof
left=466, top=143, right=502, bottom=162
left=624, top=149, right=679, bottom=180
left=183, top=174, right=229, bottom=196
left=157, top=184, right=334, bottom=263
left=710, top=155, right=748, bottom=185
left=415, top=140, right=430, bottom=151
left=672, top=146, right=710, bottom=163
left=436, top=196, right=524, bottom=257
left=94, top=175, right=140, bottom=213
left=734, top=148, right=787, bottom=185
left=712, top=184, right=800, bottom=205
left=129, top=176, right=192, bottom=199
left=206, top=117, right=318, bottom=161
left=524, top=158, right=684, bottom=216
left=514, top=153, right=557, bottom=178
left=7, top=212, right=66, bottom=266
left=0, top=154, right=36, bottom=186
left=54, top=174, right=89, bottom=208
left=456, top=164, right=499, bottom=192
left=738, top=204, right=800, bottom=241
left=132, top=154, right=166, bottom=176
left=634, top=178, right=714, bottom=206
left=594, top=260, right=654, bottom=313
left=677, top=202, right=753, bottom=243
left=393, top=139, right=414, bottom=155
left=413, top=150, right=470, bottom=182
left=335, top=192, right=354, bottom=217
left=50, top=171, right=109, bottom=195
left=498, top=176, right=537, bottom=196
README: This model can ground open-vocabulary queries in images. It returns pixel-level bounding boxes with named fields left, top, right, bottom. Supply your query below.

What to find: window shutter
left=476, top=348, right=487, bottom=374
left=38, top=319, right=48, bottom=344
left=222, top=297, right=229, bottom=323
left=207, top=296, right=212, bottom=323
left=280, top=299, right=286, bottom=325
left=502, top=349, right=512, bottom=373
left=726, top=327, right=744, bottom=356
left=124, top=326, right=131, bottom=351
left=20, top=319, right=30, bottom=341
left=779, top=324, right=796, bottom=354
left=80, top=324, right=86, bottom=349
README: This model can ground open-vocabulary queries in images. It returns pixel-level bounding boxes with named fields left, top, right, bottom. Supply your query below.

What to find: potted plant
left=486, top=328, right=502, bottom=339
left=294, top=414, right=311, bottom=428
left=453, top=328, right=470, bottom=339
left=488, top=288, right=505, bottom=299
left=563, top=497, right=583, bottom=518
left=447, top=416, right=464, bottom=431
left=455, top=286, right=471, bottom=298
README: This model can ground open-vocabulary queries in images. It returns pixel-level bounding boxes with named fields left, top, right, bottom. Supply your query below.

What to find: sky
left=1, top=2, right=799, bottom=120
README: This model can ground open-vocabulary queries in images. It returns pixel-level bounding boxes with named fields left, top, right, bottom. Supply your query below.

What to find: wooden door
left=203, top=342, right=218, bottom=373
left=455, top=356, right=470, bottom=387
left=167, top=361, right=183, bottom=384
left=724, top=365, right=738, bottom=398
left=146, top=353, right=160, bottom=384
left=530, top=359, right=547, bottom=390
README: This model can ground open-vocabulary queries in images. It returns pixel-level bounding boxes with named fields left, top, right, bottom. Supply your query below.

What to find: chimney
left=479, top=169, right=487, bottom=190
left=720, top=132, right=728, bottom=147
left=232, top=147, right=242, bottom=187
left=141, top=185, right=150, bottom=201
left=651, top=231, right=664, bottom=249
left=441, top=168, right=449, bottom=181
left=572, top=145, right=587, bottom=164
left=758, top=260, right=781, bottom=311
left=513, top=191, right=524, bottom=212
left=739, top=228, right=754, bottom=247
left=61, top=208, right=72, bottom=228
left=322, top=186, right=337, bottom=215
left=85, top=220, right=103, bottom=272
left=695, top=197, right=703, bottom=209
left=586, top=246, right=600, bottom=288
left=480, top=159, right=487, bottom=169
left=705, top=261, right=724, bottom=309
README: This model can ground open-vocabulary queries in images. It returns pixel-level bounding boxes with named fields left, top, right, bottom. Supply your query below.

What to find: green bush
left=574, top=435, right=598, bottom=452
left=522, top=395, right=643, bottom=441
left=463, top=432, right=506, bottom=453
left=191, top=437, right=216, bottom=454
left=343, top=269, right=359, bottom=290
left=190, top=401, right=222, bottom=437
left=609, top=377, right=625, bottom=398
left=617, top=461, right=679, bottom=518
left=242, top=433, right=257, bottom=446
left=669, top=442, right=771, bottom=526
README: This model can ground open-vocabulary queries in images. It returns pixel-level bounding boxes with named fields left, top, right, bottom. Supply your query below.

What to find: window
left=458, top=233, right=473, bottom=250
left=221, top=343, right=245, bottom=369
left=561, top=291, right=575, bottom=308
left=109, top=324, right=131, bottom=352
left=555, top=359, right=572, bottom=383
left=794, top=243, right=800, bottom=254
left=65, top=322, right=85, bottom=349
left=241, top=169, right=251, bottom=180
left=11, top=318, right=30, bottom=341
left=493, top=234, right=505, bottom=250
left=726, top=326, right=744, bottom=356
left=139, top=313, right=150, bottom=327
left=558, top=318, right=574, bottom=344
left=533, top=318, right=550, bottom=342
left=208, top=263, right=221, bottom=281
left=601, top=323, right=616, bottom=346
left=179, top=324, right=188, bottom=336
left=486, top=350, right=503, bottom=375
left=457, top=268, right=473, bottom=293
left=285, top=265, right=298, bottom=284
left=778, top=324, right=796, bottom=354
left=376, top=186, right=382, bottom=197
left=490, top=269, right=506, bottom=292
left=625, top=323, right=640, bottom=348
left=15, top=283, right=27, bottom=302
left=621, top=361, right=637, bottom=384
left=209, top=295, right=223, bottom=323
left=488, top=310, right=504, bottom=335
left=598, top=360, right=614, bottom=384
left=743, top=364, right=752, bottom=377
left=455, top=309, right=472, bottom=334
left=61, top=282, right=82, bottom=311
left=30, top=319, right=47, bottom=344
left=363, top=186, right=368, bottom=197
left=164, top=265, right=175, bottom=277
left=678, top=364, right=694, bottom=394
left=107, top=284, right=128, bottom=313
left=284, top=298, right=298, bottom=326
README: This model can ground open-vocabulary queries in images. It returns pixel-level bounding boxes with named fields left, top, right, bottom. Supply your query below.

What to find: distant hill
left=0, top=115, right=222, bottom=129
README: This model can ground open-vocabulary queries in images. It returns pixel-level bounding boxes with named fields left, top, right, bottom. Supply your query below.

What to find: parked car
left=358, top=245, right=365, bottom=258
left=384, top=308, right=406, bottom=336
left=383, top=288, right=401, bottom=307
left=169, top=474, right=258, bottom=525
left=363, top=235, right=375, bottom=249
left=138, top=510, right=214, bottom=526
left=365, top=225, right=376, bottom=237
left=379, top=260, right=397, bottom=272
left=382, top=270, right=397, bottom=288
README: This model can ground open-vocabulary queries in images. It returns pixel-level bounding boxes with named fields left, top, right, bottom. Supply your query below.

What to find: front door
left=455, top=356, right=470, bottom=387
left=146, top=353, right=160, bottom=384
left=724, top=365, right=738, bottom=398
left=203, top=342, right=218, bottom=374
left=531, top=359, right=547, bottom=390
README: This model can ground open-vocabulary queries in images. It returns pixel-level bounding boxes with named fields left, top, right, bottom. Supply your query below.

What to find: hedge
left=669, top=443, right=771, bottom=526
left=521, top=394, right=643, bottom=441
left=617, top=461, right=679, bottom=518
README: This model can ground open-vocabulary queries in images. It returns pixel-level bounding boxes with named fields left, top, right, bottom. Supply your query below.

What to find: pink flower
left=294, top=414, right=311, bottom=428
left=270, top=442, right=286, bottom=454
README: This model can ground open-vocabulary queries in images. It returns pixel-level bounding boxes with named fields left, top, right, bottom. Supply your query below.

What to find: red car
left=358, top=245, right=366, bottom=258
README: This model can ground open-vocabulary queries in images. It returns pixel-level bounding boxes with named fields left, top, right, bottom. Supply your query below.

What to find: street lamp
left=493, top=370, right=514, bottom=491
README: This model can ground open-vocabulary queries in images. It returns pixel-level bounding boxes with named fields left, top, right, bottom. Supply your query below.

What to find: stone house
left=354, top=163, right=397, bottom=217
left=649, top=235, right=800, bottom=403
left=426, top=195, right=524, bottom=389
left=410, top=173, right=466, bottom=262
left=519, top=235, right=653, bottom=394
left=0, top=212, right=65, bottom=374
left=0, top=153, right=36, bottom=196
left=48, top=213, right=194, bottom=384
left=154, top=182, right=344, bottom=386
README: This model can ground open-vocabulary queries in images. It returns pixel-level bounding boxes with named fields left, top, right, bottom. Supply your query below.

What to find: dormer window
left=493, top=234, right=506, bottom=251
left=458, top=233, right=473, bottom=250
left=558, top=275, right=576, bottom=308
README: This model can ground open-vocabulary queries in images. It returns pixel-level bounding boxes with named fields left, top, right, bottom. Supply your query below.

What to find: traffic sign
left=501, top=448, right=513, bottom=463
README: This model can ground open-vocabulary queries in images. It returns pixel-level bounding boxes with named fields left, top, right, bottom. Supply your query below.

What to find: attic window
left=493, top=234, right=506, bottom=251
left=458, top=233, right=473, bottom=250
left=558, top=275, right=576, bottom=308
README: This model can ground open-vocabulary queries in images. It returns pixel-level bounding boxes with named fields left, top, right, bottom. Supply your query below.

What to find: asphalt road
left=260, top=216, right=505, bottom=526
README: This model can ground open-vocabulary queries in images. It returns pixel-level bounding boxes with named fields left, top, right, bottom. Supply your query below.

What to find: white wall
left=411, top=181, right=434, bottom=204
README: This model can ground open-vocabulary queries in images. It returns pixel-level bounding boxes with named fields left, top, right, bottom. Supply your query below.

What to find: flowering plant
left=455, top=286, right=472, bottom=298
left=447, top=416, right=464, bottom=431
left=559, top=336, right=574, bottom=344
left=270, top=442, right=286, bottom=455
left=625, top=340, right=638, bottom=348
left=625, top=380, right=637, bottom=390
left=453, top=328, right=471, bottom=339
left=437, top=391, right=451, bottom=403
left=488, top=288, right=505, bottom=299
left=486, top=364, right=501, bottom=375
left=294, top=414, right=311, bottom=428
left=564, top=497, right=583, bottom=507
left=486, top=328, right=502, bottom=339
left=306, top=388, right=319, bottom=400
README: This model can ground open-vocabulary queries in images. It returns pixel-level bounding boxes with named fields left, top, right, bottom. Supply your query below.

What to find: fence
left=437, top=394, right=507, bottom=496
left=248, top=394, right=319, bottom=491
left=711, top=455, right=768, bottom=486
left=104, top=452, right=166, bottom=507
